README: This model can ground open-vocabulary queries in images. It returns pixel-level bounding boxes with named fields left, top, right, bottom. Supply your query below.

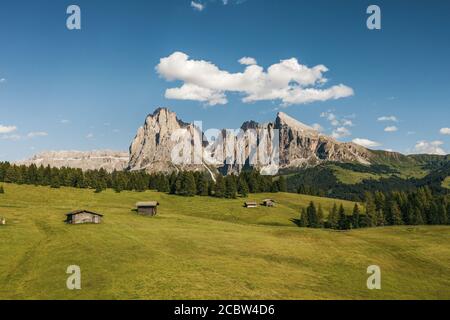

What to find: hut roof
left=263, top=199, right=276, bottom=202
left=136, top=201, right=159, bottom=207
left=245, top=202, right=258, bottom=205
left=66, top=210, right=103, bottom=217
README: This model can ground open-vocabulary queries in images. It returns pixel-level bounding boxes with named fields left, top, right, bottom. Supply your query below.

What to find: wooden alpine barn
left=65, top=210, right=103, bottom=225
left=136, top=202, right=160, bottom=216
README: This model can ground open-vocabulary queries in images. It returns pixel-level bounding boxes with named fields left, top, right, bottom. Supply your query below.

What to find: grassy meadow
left=0, top=183, right=450, bottom=300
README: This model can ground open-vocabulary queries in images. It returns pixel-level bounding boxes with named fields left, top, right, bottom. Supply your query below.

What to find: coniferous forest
left=1, top=161, right=449, bottom=230
left=0, top=162, right=286, bottom=198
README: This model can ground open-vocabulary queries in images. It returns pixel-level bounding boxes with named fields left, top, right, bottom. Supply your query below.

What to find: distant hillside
left=15, top=150, right=129, bottom=173
left=285, top=159, right=450, bottom=201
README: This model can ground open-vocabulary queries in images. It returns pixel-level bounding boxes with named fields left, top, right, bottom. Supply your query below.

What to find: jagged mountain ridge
left=128, top=108, right=375, bottom=175
left=18, top=108, right=445, bottom=175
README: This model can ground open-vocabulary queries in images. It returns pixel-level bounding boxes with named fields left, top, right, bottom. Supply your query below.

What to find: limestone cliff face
left=128, top=108, right=207, bottom=174
left=275, top=112, right=371, bottom=169
left=128, top=108, right=373, bottom=175
left=17, top=109, right=374, bottom=175
left=16, top=150, right=129, bottom=172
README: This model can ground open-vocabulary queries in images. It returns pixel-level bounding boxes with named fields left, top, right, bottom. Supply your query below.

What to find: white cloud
left=27, top=131, right=48, bottom=138
left=311, top=123, right=324, bottom=132
left=384, top=126, right=398, bottom=132
left=156, top=51, right=354, bottom=106
left=0, top=125, right=17, bottom=134
left=191, top=1, right=204, bottom=11
left=60, top=119, right=70, bottom=124
left=239, top=57, right=257, bottom=66
left=413, top=140, right=446, bottom=155
left=440, top=127, right=450, bottom=135
left=341, top=119, right=354, bottom=127
left=0, top=78, right=6, bottom=83
left=378, top=115, right=398, bottom=122
left=320, top=112, right=353, bottom=127
left=86, top=133, right=94, bottom=139
left=332, top=127, right=351, bottom=139
left=352, top=138, right=382, bottom=148
left=1, top=134, right=21, bottom=141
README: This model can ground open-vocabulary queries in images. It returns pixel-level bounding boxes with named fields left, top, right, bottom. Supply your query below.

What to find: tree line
left=0, top=162, right=287, bottom=198
left=298, top=186, right=450, bottom=230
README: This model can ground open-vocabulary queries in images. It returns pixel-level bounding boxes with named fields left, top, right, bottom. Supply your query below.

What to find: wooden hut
left=244, top=202, right=258, bottom=208
left=66, top=210, right=103, bottom=225
left=0, top=217, right=6, bottom=226
left=262, top=199, right=276, bottom=207
left=136, top=202, right=160, bottom=216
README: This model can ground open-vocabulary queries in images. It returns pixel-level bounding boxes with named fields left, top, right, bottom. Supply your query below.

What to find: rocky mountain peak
left=276, top=112, right=317, bottom=134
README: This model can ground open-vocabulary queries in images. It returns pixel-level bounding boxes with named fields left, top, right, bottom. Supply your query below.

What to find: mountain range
left=16, top=108, right=450, bottom=180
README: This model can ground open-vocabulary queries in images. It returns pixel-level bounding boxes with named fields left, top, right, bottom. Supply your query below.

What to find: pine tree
left=390, top=202, right=403, bottom=225
left=0, top=185, right=4, bottom=194
left=338, top=204, right=349, bottom=230
left=364, top=192, right=377, bottom=227
left=178, top=172, right=196, bottom=196
left=352, top=203, right=361, bottom=229
left=278, top=176, right=287, bottom=192
left=224, top=175, right=237, bottom=199
left=197, top=173, right=209, bottom=196
left=317, top=204, right=324, bottom=228
left=157, top=175, right=170, bottom=193
left=306, top=201, right=318, bottom=228
left=437, top=202, right=448, bottom=225
left=299, top=208, right=309, bottom=227
left=238, top=177, right=249, bottom=197
left=214, top=175, right=225, bottom=198
left=327, top=203, right=339, bottom=229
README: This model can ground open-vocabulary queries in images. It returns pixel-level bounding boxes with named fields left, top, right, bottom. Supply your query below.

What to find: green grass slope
left=1, top=184, right=450, bottom=300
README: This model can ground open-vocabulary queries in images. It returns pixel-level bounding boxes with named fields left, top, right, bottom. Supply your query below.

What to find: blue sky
left=1, top=0, right=449, bottom=161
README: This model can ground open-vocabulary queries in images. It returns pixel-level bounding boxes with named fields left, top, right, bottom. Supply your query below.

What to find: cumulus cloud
left=27, top=131, right=48, bottom=138
left=156, top=52, right=354, bottom=106
left=378, top=115, right=398, bottom=122
left=0, top=125, right=17, bottom=134
left=191, top=1, right=204, bottom=11
left=352, top=138, right=382, bottom=148
left=0, top=78, right=6, bottom=83
left=384, top=126, right=398, bottom=132
left=332, top=127, right=351, bottom=139
left=320, top=112, right=353, bottom=127
left=239, top=57, right=257, bottom=65
left=86, top=133, right=94, bottom=139
left=413, top=140, right=446, bottom=155
left=440, top=128, right=450, bottom=135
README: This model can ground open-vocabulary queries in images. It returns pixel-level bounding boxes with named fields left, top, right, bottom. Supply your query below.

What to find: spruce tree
left=306, top=202, right=318, bottom=228
left=390, top=202, right=403, bottom=225
left=352, top=203, right=361, bottom=229
left=157, top=175, right=170, bottom=193
left=338, top=204, right=349, bottom=230
left=238, top=177, right=249, bottom=197
left=278, top=176, right=287, bottom=192
left=197, top=173, right=209, bottom=196
left=327, top=203, right=339, bottom=229
left=437, top=202, right=448, bottom=225
left=0, top=185, right=4, bottom=194
left=364, top=192, right=377, bottom=227
left=317, top=204, right=324, bottom=228
left=299, top=208, right=309, bottom=227
left=225, top=175, right=237, bottom=199
left=214, top=175, right=225, bottom=198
